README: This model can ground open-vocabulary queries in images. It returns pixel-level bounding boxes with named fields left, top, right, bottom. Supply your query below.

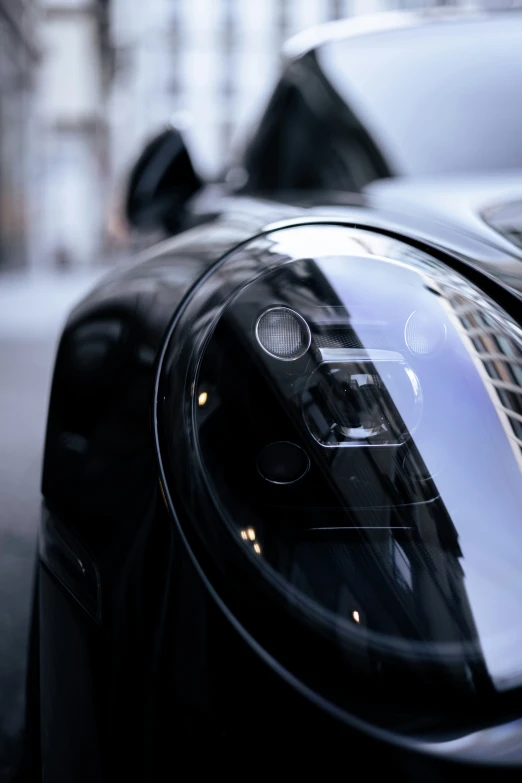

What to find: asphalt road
left=0, top=271, right=104, bottom=781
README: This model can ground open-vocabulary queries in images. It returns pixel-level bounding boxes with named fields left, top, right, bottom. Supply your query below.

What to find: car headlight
left=156, top=223, right=522, bottom=764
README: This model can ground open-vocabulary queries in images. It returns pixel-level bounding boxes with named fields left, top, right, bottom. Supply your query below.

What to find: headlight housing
left=156, top=223, right=522, bottom=764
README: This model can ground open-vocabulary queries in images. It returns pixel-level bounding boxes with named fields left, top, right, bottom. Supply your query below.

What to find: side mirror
left=125, top=126, right=203, bottom=234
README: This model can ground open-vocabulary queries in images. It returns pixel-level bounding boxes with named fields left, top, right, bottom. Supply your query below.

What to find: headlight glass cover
left=156, top=224, right=522, bottom=756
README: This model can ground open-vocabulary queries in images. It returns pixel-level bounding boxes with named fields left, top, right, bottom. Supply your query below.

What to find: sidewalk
left=0, top=269, right=108, bottom=340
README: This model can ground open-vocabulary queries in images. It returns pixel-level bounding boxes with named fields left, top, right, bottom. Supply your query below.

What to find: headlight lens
left=303, top=352, right=422, bottom=447
left=157, top=224, right=522, bottom=758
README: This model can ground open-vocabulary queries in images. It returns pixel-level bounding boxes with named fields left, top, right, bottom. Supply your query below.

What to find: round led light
left=404, top=310, right=447, bottom=357
left=257, top=441, right=310, bottom=485
left=255, top=307, right=311, bottom=361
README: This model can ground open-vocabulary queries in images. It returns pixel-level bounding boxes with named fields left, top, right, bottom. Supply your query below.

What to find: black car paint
left=30, top=192, right=522, bottom=781
left=27, top=10, right=522, bottom=779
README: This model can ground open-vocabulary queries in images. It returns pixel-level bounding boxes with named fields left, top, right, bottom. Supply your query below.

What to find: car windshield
left=318, top=15, right=522, bottom=177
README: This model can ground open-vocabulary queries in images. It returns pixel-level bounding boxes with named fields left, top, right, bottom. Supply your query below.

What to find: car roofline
left=282, top=7, right=494, bottom=62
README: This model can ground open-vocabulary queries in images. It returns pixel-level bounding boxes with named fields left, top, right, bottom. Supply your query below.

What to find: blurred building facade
left=0, top=0, right=38, bottom=269
left=32, top=0, right=475, bottom=269
left=34, top=0, right=111, bottom=270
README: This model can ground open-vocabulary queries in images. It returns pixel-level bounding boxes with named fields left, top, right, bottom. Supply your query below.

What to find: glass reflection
left=196, top=248, right=522, bottom=697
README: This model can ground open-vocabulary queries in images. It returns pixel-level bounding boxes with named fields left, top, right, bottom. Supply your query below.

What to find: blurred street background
left=0, top=0, right=517, bottom=777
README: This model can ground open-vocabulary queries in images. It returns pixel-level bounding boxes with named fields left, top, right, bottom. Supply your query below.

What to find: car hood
left=364, top=171, right=522, bottom=259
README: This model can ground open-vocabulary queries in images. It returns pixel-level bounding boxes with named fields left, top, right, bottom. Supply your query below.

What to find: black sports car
left=25, top=9, right=522, bottom=781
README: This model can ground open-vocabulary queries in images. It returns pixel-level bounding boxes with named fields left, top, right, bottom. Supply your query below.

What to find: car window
left=242, top=82, right=352, bottom=192
left=242, top=78, right=387, bottom=194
